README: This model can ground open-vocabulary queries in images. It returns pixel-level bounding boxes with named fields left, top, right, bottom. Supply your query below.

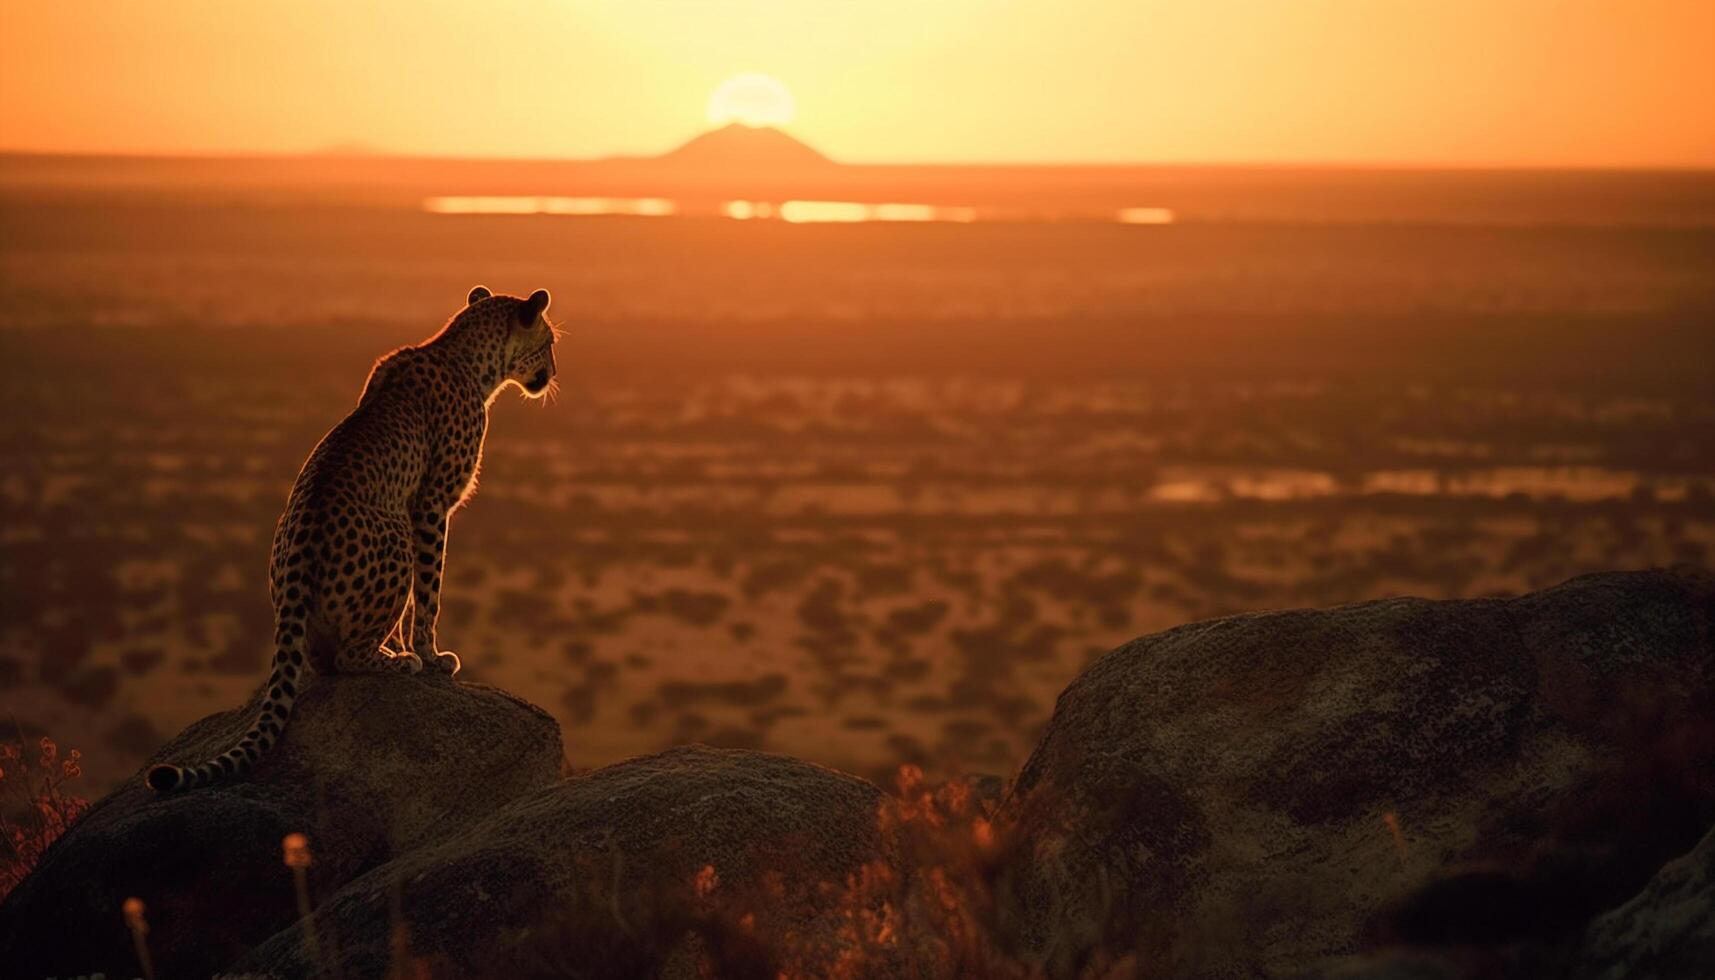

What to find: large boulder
left=9, top=567, right=1711, bottom=978
left=233, top=745, right=893, bottom=979
left=0, top=673, right=565, bottom=979
left=1576, top=820, right=1715, bottom=979
left=999, top=567, right=1715, bottom=976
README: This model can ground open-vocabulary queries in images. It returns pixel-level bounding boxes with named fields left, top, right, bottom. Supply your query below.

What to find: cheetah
left=147, top=286, right=559, bottom=793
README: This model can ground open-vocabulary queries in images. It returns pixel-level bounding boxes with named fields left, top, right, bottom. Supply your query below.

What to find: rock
left=1296, top=950, right=1475, bottom=980
left=232, top=745, right=892, bottom=979
left=11, top=567, right=1711, bottom=978
left=1575, top=821, right=1715, bottom=979
left=999, top=567, right=1715, bottom=976
left=0, top=673, right=565, bottom=980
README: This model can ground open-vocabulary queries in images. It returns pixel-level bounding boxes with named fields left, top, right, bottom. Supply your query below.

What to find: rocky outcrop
left=1576, top=821, right=1715, bottom=980
left=0, top=673, right=565, bottom=979
left=999, top=567, right=1715, bottom=976
left=233, top=745, right=891, bottom=978
left=5, top=568, right=1712, bottom=979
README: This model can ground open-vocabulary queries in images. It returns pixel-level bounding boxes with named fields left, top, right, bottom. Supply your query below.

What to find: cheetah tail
left=146, top=629, right=305, bottom=794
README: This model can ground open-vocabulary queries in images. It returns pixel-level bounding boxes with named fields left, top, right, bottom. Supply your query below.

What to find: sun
left=706, top=73, right=795, bottom=129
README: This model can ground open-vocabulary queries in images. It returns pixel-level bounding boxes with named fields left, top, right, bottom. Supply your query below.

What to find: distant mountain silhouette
left=646, top=124, right=834, bottom=172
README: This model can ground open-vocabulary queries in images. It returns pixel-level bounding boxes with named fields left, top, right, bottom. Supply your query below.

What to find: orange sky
left=1, top=0, right=1711, bottom=166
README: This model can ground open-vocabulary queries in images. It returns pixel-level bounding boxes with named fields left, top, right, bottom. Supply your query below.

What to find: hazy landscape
left=2, top=152, right=1712, bottom=794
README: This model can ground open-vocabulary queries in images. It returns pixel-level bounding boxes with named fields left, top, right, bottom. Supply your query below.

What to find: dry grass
left=488, top=765, right=1135, bottom=979
left=0, top=731, right=90, bottom=900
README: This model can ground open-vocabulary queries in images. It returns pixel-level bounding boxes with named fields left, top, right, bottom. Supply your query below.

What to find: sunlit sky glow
left=707, top=73, right=796, bottom=129
left=1, top=0, right=1711, bottom=166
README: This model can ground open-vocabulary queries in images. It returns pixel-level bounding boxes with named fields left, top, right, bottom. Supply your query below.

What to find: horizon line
left=2, top=141, right=1713, bottom=176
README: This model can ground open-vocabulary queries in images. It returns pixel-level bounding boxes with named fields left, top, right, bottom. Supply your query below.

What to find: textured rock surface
left=234, top=745, right=891, bottom=979
left=8, top=568, right=1712, bottom=979
left=1000, top=567, right=1715, bottom=976
left=0, top=673, right=564, bottom=979
left=1576, top=821, right=1715, bottom=980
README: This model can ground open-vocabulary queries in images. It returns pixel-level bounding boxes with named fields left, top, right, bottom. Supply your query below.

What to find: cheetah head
left=470, top=285, right=559, bottom=399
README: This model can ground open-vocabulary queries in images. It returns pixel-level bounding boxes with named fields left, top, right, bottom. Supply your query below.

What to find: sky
left=1, top=0, right=1712, bottom=167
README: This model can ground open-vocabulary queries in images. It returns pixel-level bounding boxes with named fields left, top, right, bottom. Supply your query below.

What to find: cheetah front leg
left=382, top=607, right=412, bottom=658
left=410, top=504, right=461, bottom=675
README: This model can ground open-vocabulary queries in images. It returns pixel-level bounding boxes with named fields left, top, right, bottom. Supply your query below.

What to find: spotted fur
left=147, top=286, right=559, bottom=793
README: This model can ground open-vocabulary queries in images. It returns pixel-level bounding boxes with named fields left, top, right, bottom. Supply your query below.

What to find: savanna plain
left=2, top=162, right=1712, bottom=795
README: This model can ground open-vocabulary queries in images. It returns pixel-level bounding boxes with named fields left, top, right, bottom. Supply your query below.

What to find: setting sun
left=706, top=73, right=795, bottom=129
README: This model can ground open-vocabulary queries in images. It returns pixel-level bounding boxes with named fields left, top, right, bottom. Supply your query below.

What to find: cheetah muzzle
left=148, top=285, right=560, bottom=793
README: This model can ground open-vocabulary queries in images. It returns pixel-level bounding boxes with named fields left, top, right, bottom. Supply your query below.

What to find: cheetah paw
left=421, top=651, right=462, bottom=676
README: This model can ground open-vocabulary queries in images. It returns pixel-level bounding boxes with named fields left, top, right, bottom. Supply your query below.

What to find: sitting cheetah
left=147, top=286, right=559, bottom=793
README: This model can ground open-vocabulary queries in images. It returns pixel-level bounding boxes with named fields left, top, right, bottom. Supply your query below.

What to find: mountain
left=644, top=123, right=834, bottom=173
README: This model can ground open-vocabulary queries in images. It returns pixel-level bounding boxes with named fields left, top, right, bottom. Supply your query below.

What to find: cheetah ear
left=467, top=285, right=492, bottom=305
left=518, top=288, right=550, bottom=325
